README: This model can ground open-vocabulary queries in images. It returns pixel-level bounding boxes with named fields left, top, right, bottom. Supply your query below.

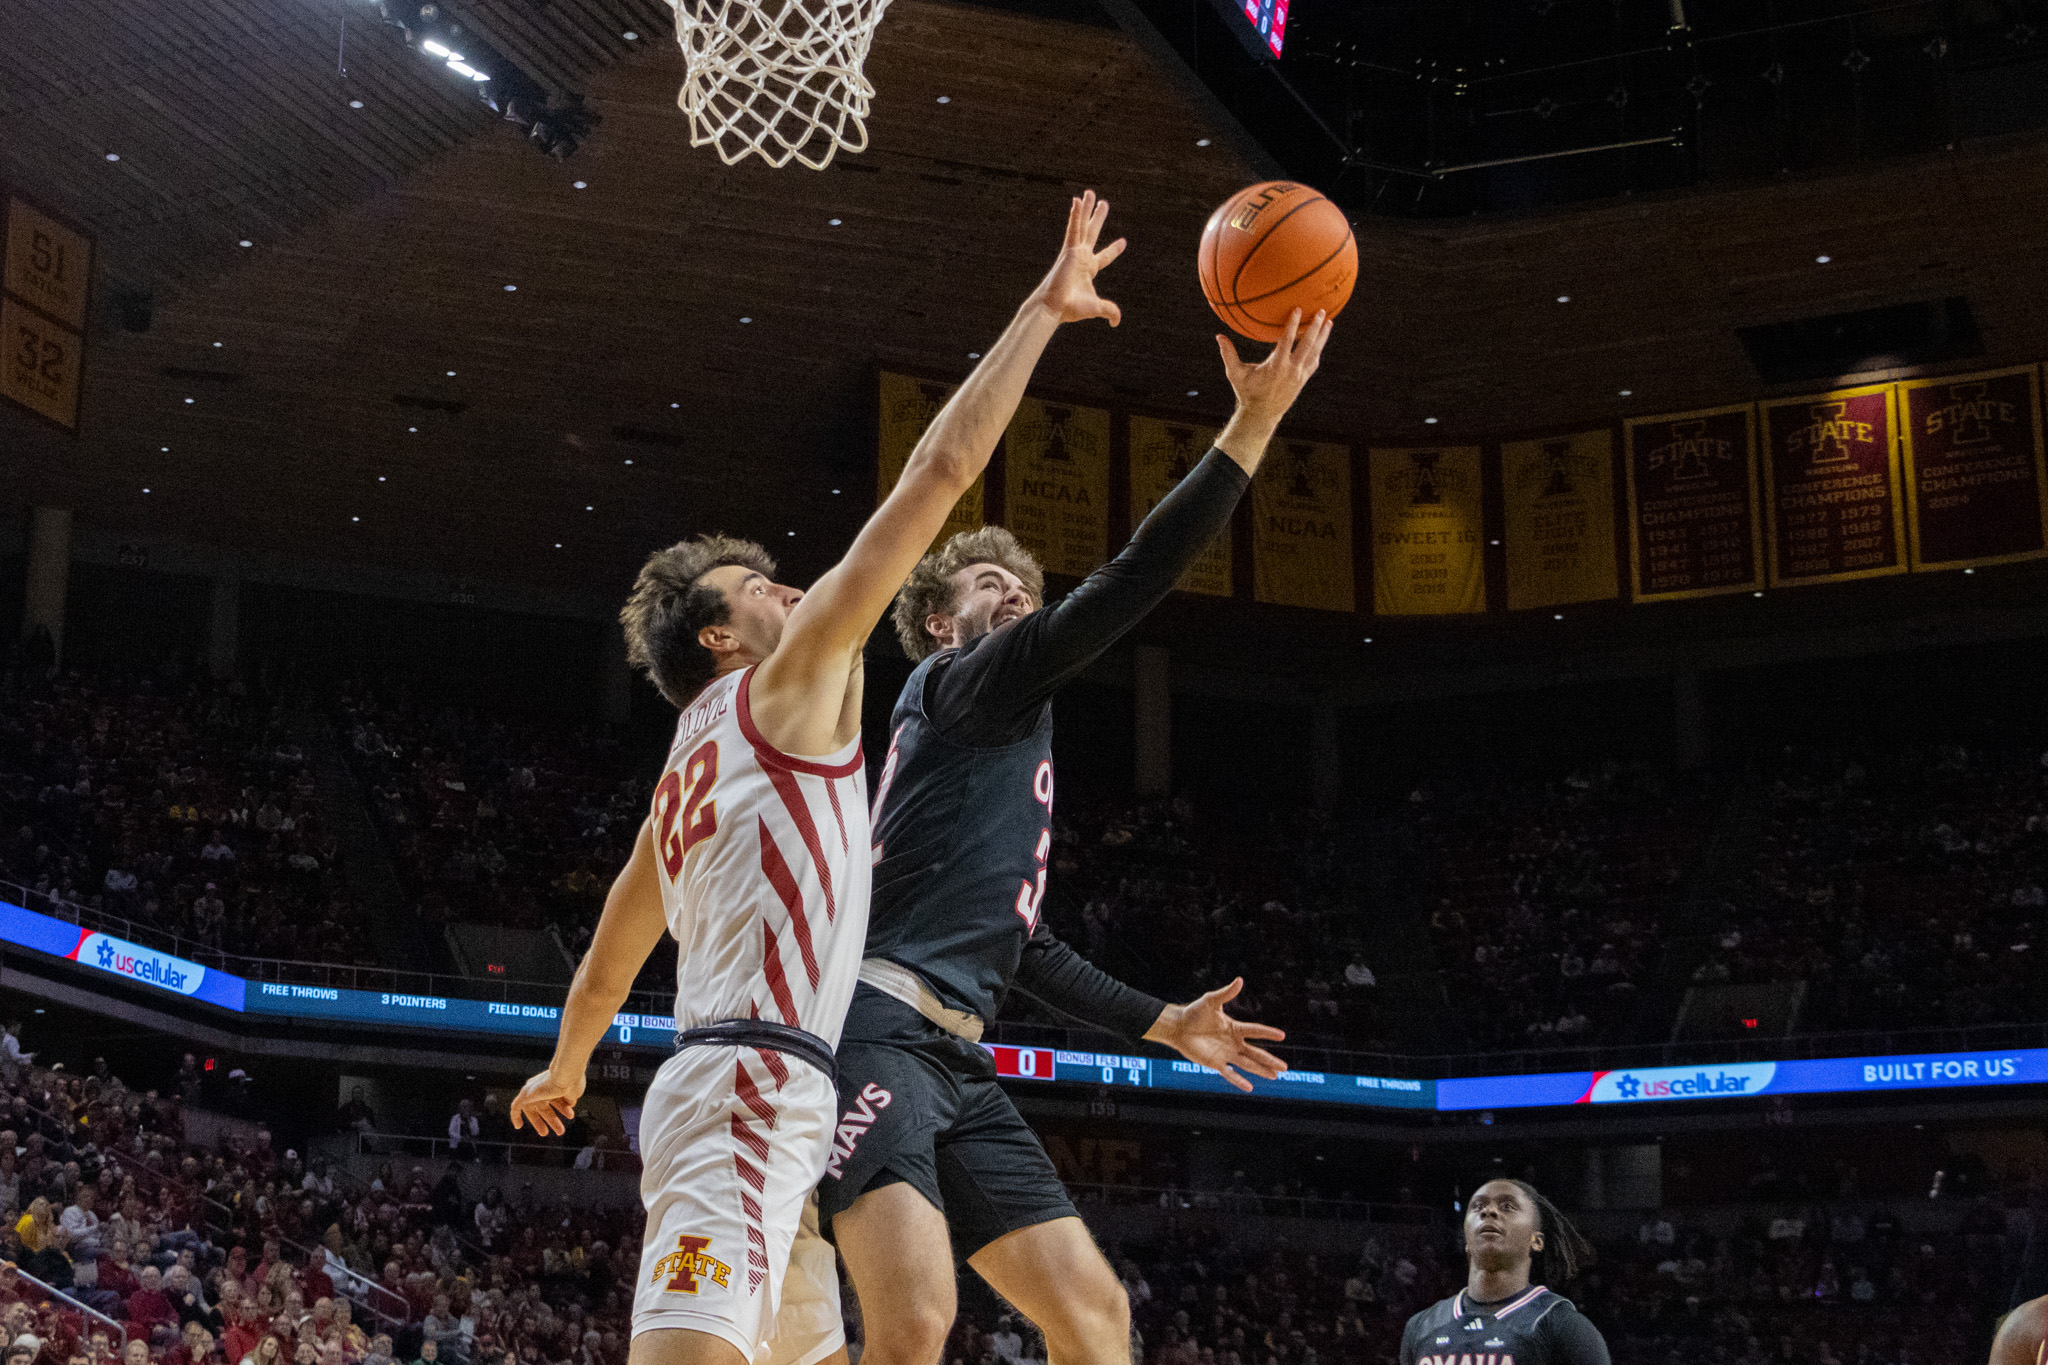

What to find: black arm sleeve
left=1542, top=1306, right=1612, bottom=1365
left=1010, top=922, right=1167, bottom=1041
left=927, top=448, right=1250, bottom=740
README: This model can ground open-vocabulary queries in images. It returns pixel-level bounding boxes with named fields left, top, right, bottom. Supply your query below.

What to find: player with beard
left=819, top=309, right=1333, bottom=1365
left=1400, top=1179, right=1609, bottom=1365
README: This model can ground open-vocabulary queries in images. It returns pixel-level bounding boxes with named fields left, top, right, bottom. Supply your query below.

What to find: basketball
left=1198, top=180, right=1357, bottom=343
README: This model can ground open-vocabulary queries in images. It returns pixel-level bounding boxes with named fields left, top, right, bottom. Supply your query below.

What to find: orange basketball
left=1198, top=181, right=1356, bottom=343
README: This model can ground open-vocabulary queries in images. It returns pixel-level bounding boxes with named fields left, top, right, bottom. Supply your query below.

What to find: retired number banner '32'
left=1625, top=404, right=1764, bottom=601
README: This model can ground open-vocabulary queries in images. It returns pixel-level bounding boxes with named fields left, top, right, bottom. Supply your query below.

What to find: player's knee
left=1046, top=1271, right=1129, bottom=1358
left=864, top=1293, right=955, bottom=1365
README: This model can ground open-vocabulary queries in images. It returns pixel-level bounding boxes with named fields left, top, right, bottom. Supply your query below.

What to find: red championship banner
left=1624, top=404, right=1764, bottom=601
left=1760, top=384, right=1906, bottom=587
left=1897, top=366, right=2048, bottom=571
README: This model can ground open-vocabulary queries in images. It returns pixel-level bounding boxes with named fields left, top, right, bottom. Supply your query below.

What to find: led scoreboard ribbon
left=6, top=898, right=2044, bottom=1113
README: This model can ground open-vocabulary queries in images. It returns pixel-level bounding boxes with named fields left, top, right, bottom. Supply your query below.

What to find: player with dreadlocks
left=1400, top=1179, right=1611, bottom=1365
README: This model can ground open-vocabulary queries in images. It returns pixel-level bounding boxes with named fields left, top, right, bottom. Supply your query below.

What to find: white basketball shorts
left=632, top=1043, right=843, bottom=1365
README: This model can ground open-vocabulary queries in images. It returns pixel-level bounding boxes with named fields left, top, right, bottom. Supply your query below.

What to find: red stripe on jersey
left=729, top=1114, right=770, bottom=1162
left=758, top=817, right=821, bottom=989
left=824, top=779, right=848, bottom=854
left=734, top=1154, right=766, bottom=1192
left=736, top=668, right=864, bottom=778
left=756, top=1047, right=790, bottom=1088
left=762, top=762, right=840, bottom=925
left=739, top=1191, right=763, bottom=1223
left=733, top=1061, right=779, bottom=1129
left=760, top=921, right=801, bottom=1026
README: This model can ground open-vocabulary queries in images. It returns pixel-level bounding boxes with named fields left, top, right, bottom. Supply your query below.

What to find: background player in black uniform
left=820, top=310, right=1331, bottom=1365
left=1400, top=1179, right=1610, bottom=1365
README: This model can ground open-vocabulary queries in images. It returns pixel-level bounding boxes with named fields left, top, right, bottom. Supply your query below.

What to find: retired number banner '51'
left=1897, top=366, right=2048, bottom=572
left=1625, top=404, right=1764, bottom=601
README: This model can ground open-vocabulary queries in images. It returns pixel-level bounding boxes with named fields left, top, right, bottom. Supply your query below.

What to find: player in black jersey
left=1400, top=1180, right=1610, bottom=1365
left=820, top=310, right=1332, bottom=1365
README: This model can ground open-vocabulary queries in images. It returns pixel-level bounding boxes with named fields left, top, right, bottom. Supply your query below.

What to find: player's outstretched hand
left=1028, top=190, right=1127, bottom=328
left=510, top=1067, right=584, bottom=1137
left=1216, top=308, right=1333, bottom=422
left=1144, top=977, right=1287, bottom=1093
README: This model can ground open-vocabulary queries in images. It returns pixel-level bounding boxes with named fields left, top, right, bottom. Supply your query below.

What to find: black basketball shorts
left=817, top=986, right=1078, bottom=1264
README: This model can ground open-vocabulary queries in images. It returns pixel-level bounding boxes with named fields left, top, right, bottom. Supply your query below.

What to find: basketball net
left=669, top=0, right=891, bottom=170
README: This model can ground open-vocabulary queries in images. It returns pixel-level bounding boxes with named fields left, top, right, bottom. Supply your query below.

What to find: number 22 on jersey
left=655, top=740, right=720, bottom=880
left=1015, top=760, right=1053, bottom=932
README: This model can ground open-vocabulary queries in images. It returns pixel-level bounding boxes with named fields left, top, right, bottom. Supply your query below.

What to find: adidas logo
left=1464, top=1318, right=1485, bottom=1331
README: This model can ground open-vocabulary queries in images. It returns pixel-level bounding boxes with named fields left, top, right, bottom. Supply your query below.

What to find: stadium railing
left=0, top=1262, right=127, bottom=1350
left=345, top=1131, right=642, bottom=1172
left=1064, top=1182, right=1445, bottom=1226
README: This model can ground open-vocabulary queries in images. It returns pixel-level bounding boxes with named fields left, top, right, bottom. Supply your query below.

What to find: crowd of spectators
left=0, top=662, right=369, bottom=970
left=0, top=1050, right=642, bottom=1365
left=332, top=685, right=649, bottom=974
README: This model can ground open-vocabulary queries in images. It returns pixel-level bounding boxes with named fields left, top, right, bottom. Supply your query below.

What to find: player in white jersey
left=509, top=190, right=1128, bottom=1365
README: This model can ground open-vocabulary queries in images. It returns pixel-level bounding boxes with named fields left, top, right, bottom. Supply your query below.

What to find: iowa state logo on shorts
left=650, top=1234, right=732, bottom=1294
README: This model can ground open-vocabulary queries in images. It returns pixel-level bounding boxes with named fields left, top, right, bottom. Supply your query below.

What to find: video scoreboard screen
left=10, top=897, right=2048, bottom=1115
left=1239, top=0, right=1287, bottom=57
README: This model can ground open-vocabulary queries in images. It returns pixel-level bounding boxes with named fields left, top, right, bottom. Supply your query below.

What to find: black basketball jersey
left=1400, top=1287, right=1609, bottom=1365
left=863, top=643, right=1058, bottom=1021
left=855, top=447, right=1252, bottom=1032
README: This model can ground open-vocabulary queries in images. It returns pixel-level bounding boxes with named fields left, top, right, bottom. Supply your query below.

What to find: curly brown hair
left=620, top=534, right=777, bottom=707
left=890, top=526, right=1045, bottom=662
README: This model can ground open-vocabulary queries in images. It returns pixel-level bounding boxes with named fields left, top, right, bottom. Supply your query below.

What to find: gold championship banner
left=878, top=371, right=982, bottom=549
left=1898, top=366, right=2048, bottom=571
left=1368, top=445, right=1485, bottom=615
left=1253, top=437, right=1354, bottom=612
left=1624, top=404, right=1764, bottom=601
left=1760, top=384, right=1906, bottom=587
left=1500, top=430, right=1619, bottom=611
left=1129, top=414, right=1232, bottom=596
left=1004, top=398, right=1110, bottom=578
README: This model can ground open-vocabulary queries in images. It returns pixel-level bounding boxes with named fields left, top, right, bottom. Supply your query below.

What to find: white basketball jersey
left=651, top=666, right=869, bottom=1047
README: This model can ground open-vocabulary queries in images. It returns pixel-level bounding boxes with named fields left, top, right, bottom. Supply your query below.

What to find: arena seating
left=0, top=1045, right=2015, bottom=1365
left=6, top=658, right=2046, bottom=1059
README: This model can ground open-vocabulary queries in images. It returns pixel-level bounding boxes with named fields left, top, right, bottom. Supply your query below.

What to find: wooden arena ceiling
left=12, top=0, right=2048, bottom=616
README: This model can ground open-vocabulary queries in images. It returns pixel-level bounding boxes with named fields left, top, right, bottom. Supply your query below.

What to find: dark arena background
left=6, top=0, right=2048, bottom=1361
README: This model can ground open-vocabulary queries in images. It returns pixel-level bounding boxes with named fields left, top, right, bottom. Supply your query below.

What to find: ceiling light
left=936, top=96, right=951, bottom=104
left=160, top=446, right=169, bottom=452
left=968, top=352, right=981, bottom=359
left=624, top=459, right=633, bottom=465
left=1186, top=390, right=1199, bottom=397
left=379, top=476, right=387, bottom=482
left=554, top=542, right=563, bottom=548
left=1816, top=254, right=1832, bottom=264
left=105, top=153, right=120, bottom=162
left=421, top=39, right=458, bottom=58
left=1424, top=417, right=1438, bottom=424
left=1553, top=613, right=1564, bottom=620
left=623, top=30, right=637, bottom=39
left=832, top=488, right=841, bottom=494
left=739, top=316, right=752, bottom=323
left=1965, top=567, right=1976, bottom=574
left=1490, top=539, right=1500, bottom=546
left=448, top=61, right=490, bottom=81
left=1196, top=138, right=1211, bottom=147
left=573, top=180, right=588, bottom=189
left=1556, top=295, right=1571, bottom=303
left=1753, top=591, right=1763, bottom=597
left=142, top=487, right=151, bottom=494
left=237, top=239, right=252, bottom=248
left=352, top=516, right=361, bottom=523
left=829, top=218, right=842, bottom=226
left=1619, top=388, right=1633, bottom=396
left=212, top=341, right=223, bottom=348
left=670, top=402, right=679, bottom=408
left=349, top=100, right=364, bottom=109
left=408, top=426, right=418, bottom=433
left=183, top=397, right=194, bottom=404
left=585, top=505, right=593, bottom=511
left=446, top=370, right=456, bottom=376
left=1362, top=637, right=1373, bottom=643
left=787, top=531, right=795, bottom=536
left=503, top=284, right=517, bottom=291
